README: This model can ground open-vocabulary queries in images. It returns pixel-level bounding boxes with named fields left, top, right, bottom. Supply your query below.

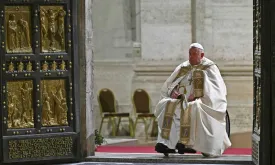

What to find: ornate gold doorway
left=0, top=0, right=80, bottom=163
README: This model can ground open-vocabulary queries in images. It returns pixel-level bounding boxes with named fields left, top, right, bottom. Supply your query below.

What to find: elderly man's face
left=189, top=47, right=204, bottom=65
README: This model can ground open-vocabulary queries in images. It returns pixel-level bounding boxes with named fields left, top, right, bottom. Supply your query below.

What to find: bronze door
left=253, top=0, right=275, bottom=164
left=252, top=0, right=261, bottom=165
left=0, top=0, right=80, bottom=163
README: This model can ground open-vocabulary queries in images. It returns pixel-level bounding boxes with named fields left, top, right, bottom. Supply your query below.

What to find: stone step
left=59, top=163, right=250, bottom=165
left=86, top=153, right=253, bottom=165
left=102, top=137, right=156, bottom=146
left=102, top=138, right=139, bottom=146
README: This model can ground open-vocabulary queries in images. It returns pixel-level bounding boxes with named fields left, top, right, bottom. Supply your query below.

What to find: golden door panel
left=40, top=6, right=66, bottom=53
left=41, top=79, right=68, bottom=126
left=5, top=6, right=32, bottom=54
left=7, top=80, right=34, bottom=129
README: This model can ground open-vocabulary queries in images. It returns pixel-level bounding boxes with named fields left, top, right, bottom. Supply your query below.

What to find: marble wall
left=92, top=0, right=133, bottom=61
left=92, top=0, right=253, bottom=145
left=204, top=0, right=253, bottom=61
left=79, top=0, right=95, bottom=156
left=141, top=0, right=192, bottom=60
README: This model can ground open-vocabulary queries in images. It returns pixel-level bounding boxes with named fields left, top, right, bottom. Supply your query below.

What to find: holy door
left=252, top=0, right=261, bottom=164
left=253, top=0, right=275, bottom=165
left=0, top=0, right=80, bottom=163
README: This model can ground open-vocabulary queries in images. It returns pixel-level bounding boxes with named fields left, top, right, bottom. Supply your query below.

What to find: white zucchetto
left=190, top=43, right=204, bottom=50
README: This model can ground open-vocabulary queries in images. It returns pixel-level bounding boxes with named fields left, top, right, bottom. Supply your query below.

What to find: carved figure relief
left=26, top=61, right=33, bottom=72
left=51, top=61, right=57, bottom=71
left=41, top=79, right=68, bottom=126
left=7, top=14, right=18, bottom=51
left=41, top=60, right=67, bottom=71
left=7, top=80, right=34, bottom=128
left=40, top=9, right=47, bottom=50
left=8, top=62, right=14, bottom=72
left=5, top=6, right=32, bottom=53
left=60, top=60, right=66, bottom=70
left=6, top=61, right=34, bottom=73
left=42, top=61, right=49, bottom=71
left=56, top=10, right=66, bottom=50
left=40, top=6, right=66, bottom=53
left=17, top=62, right=24, bottom=72
left=17, top=18, right=31, bottom=49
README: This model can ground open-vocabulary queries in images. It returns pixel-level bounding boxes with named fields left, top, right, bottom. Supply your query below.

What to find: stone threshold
left=85, top=153, right=253, bottom=164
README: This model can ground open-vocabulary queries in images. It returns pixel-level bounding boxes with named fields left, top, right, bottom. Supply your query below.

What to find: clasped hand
left=170, top=86, right=195, bottom=102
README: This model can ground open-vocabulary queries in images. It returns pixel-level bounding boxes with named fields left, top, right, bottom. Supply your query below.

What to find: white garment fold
left=155, top=57, right=231, bottom=156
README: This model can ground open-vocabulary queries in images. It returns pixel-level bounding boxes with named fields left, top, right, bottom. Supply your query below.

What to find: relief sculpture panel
left=40, top=6, right=66, bottom=53
left=41, top=60, right=67, bottom=72
left=7, top=80, right=34, bottom=128
left=5, top=6, right=32, bottom=53
left=7, top=61, right=34, bottom=73
left=41, top=79, right=68, bottom=126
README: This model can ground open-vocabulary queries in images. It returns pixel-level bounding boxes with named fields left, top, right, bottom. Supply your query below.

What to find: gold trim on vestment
left=180, top=104, right=192, bottom=145
left=193, top=69, right=204, bottom=98
left=161, top=100, right=178, bottom=140
left=161, top=58, right=215, bottom=142
left=174, top=66, right=191, bottom=80
left=173, top=61, right=214, bottom=83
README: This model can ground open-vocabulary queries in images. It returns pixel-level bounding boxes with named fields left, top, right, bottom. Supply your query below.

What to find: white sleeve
left=159, top=64, right=182, bottom=99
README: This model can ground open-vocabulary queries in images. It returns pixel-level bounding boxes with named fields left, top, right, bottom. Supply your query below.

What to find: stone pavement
left=53, top=151, right=253, bottom=165
left=83, top=153, right=253, bottom=165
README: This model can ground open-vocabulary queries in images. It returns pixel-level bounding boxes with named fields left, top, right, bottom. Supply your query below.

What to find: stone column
left=78, top=0, right=95, bottom=158
left=194, top=0, right=206, bottom=43
left=190, top=0, right=212, bottom=55
left=191, top=0, right=207, bottom=47
left=191, top=0, right=196, bottom=42
left=135, top=0, right=141, bottom=42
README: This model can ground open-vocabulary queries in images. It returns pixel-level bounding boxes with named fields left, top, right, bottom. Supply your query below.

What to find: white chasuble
left=154, top=57, right=231, bottom=156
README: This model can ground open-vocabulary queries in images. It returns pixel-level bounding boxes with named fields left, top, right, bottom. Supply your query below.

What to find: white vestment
left=154, top=57, right=231, bottom=156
